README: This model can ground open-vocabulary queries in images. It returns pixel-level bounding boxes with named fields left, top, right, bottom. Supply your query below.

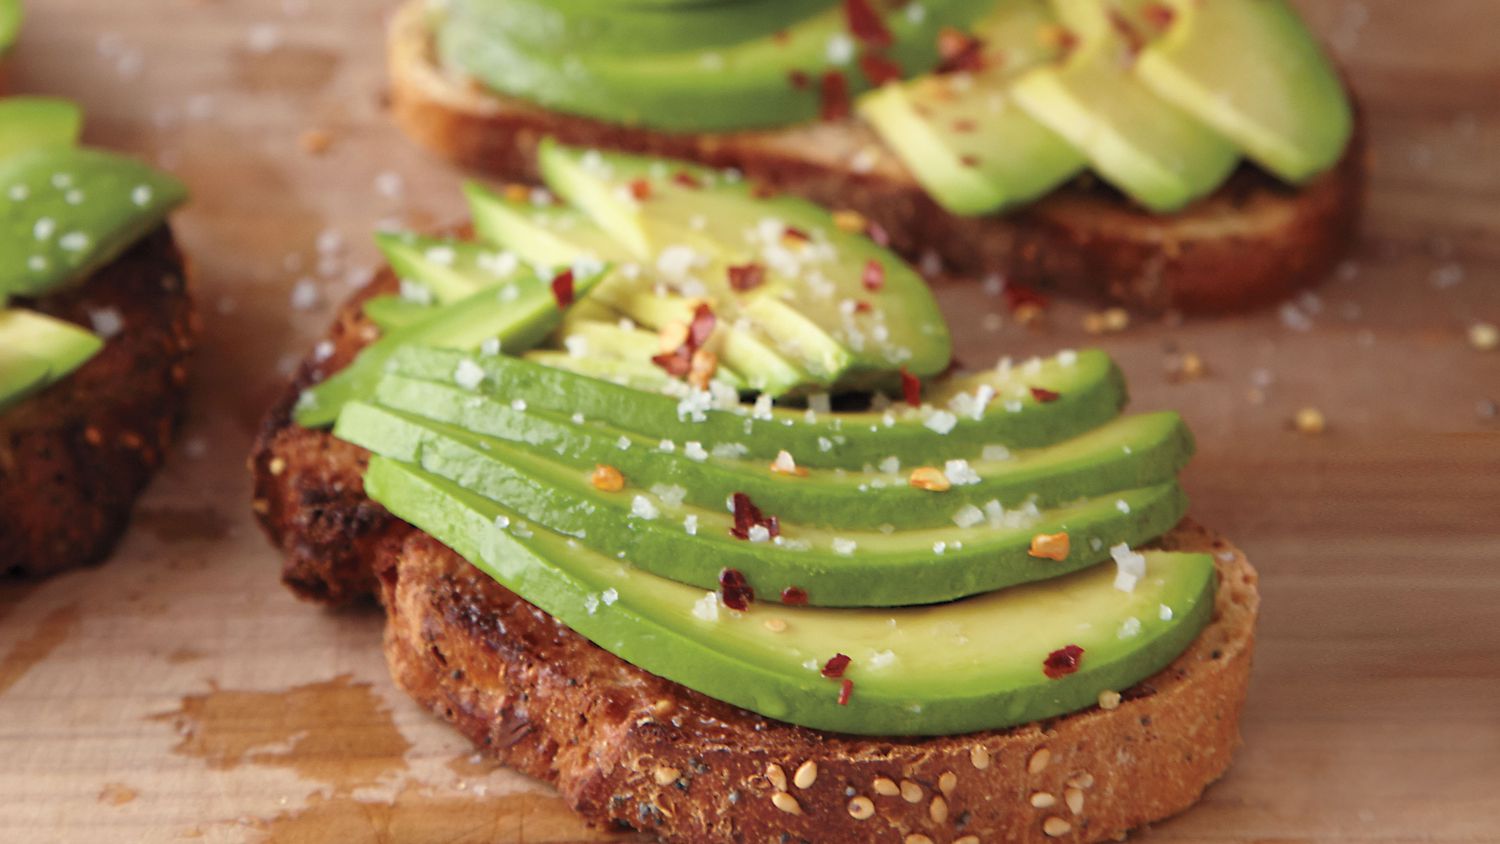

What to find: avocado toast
left=253, top=143, right=1259, bottom=840
left=388, top=0, right=1364, bottom=312
left=0, top=96, right=193, bottom=576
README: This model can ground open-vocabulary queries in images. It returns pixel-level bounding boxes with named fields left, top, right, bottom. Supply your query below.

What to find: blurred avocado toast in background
left=0, top=10, right=193, bottom=577
left=389, top=0, right=1364, bottom=312
left=253, top=143, right=1260, bottom=842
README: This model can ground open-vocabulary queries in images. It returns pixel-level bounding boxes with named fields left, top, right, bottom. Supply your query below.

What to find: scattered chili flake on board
left=672, top=171, right=702, bottom=189
left=628, top=179, right=652, bottom=201
left=820, top=71, right=852, bottom=122
left=862, top=259, right=886, bottom=292
left=1043, top=645, right=1085, bottom=679
left=822, top=653, right=852, bottom=678
left=900, top=367, right=922, bottom=407
left=844, top=0, right=893, bottom=49
left=1030, top=386, right=1061, bottom=403
left=838, top=678, right=854, bottom=706
left=719, top=568, right=755, bottom=612
left=780, top=586, right=809, bottom=606
left=728, top=263, right=767, bottom=292
left=859, top=52, right=904, bottom=86
left=550, top=269, right=575, bottom=308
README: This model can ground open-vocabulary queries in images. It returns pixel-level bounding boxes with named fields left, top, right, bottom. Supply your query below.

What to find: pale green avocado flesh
left=0, top=309, right=103, bottom=410
left=365, top=457, right=1217, bottom=736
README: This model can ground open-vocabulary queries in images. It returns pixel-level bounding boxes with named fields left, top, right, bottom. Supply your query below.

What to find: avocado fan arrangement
left=293, top=141, right=1215, bottom=736
left=0, top=96, right=187, bottom=412
left=430, top=0, right=1353, bottom=215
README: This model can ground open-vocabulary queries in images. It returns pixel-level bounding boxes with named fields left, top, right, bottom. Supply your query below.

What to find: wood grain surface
left=0, top=1, right=1496, bottom=842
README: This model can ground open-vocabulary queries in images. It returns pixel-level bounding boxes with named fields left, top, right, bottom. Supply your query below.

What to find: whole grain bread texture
left=387, top=0, right=1366, bottom=314
left=1, top=227, right=197, bottom=577
left=253, top=270, right=1260, bottom=842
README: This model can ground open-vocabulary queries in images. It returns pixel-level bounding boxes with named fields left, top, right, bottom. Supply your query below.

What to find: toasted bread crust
left=387, top=1, right=1365, bottom=314
left=1, top=227, right=196, bottom=577
left=254, top=273, right=1258, bottom=841
left=381, top=520, right=1256, bottom=844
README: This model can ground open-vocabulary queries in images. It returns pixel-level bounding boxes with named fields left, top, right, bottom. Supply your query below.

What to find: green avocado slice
left=294, top=267, right=607, bottom=428
left=436, top=0, right=995, bottom=133
left=536, top=141, right=952, bottom=386
left=384, top=345, right=1127, bottom=467
left=1010, top=0, right=1238, bottom=212
left=362, top=295, right=433, bottom=332
left=1132, top=0, right=1353, bottom=183
left=857, top=0, right=1088, bottom=215
left=364, top=456, right=1217, bottom=735
left=448, top=0, right=838, bottom=57
left=367, top=372, right=1192, bottom=530
left=0, top=98, right=83, bottom=159
left=0, top=308, right=104, bottom=410
left=338, top=400, right=1187, bottom=607
left=0, top=146, right=187, bottom=298
left=375, top=232, right=527, bottom=305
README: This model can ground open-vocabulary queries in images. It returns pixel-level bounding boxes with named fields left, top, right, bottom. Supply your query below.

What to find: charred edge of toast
left=387, top=0, right=1366, bottom=314
left=379, top=520, right=1258, bottom=844
left=1, top=226, right=197, bottom=578
left=250, top=271, right=406, bottom=605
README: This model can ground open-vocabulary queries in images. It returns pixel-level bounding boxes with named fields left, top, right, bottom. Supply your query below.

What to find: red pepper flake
left=1142, top=2, right=1176, bottom=31
left=1107, top=10, right=1147, bottom=55
left=628, top=179, right=652, bottom=201
left=688, top=303, right=716, bottom=349
left=652, top=348, right=692, bottom=377
left=727, top=262, right=767, bottom=292
left=718, top=568, right=755, bottom=612
left=788, top=69, right=811, bottom=90
left=952, top=118, right=977, bottom=134
left=752, top=183, right=779, bottom=200
left=853, top=300, right=873, bottom=314
left=729, top=492, right=781, bottom=541
left=783, top=226, right=812, bottom=244
left=936, top=28, right=986, bottom=74
left=866, top=220, right=891, bottom=248
left=821, top=653, right=852, bottom=678
left=843, top=0, right=893, bottom=49
left=550, top=269, right=575, bottom=308
left=900, top=367, right=922, bottom=408
left=820, top=71, right=851, bottom=122
left=862, top=258, right=886, bottom=292
left=1030, top=386, right=1061, bottom=403
left=1003, top=283, right=1050, bottom=313
left=837, top=678, right=854, bottom=706
left=1043, top=644, right=1085, bottom=679
left=672, top=171, right=701, bottom=189
left=858, top=52, right=904, bottom=87
left=780, top=586, right=809, bottom=606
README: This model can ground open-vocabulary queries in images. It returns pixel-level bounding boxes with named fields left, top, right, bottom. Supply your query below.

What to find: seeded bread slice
left=379, top=518, right=1256, bottom=844
left=387, top=0, right=1365, bottom=314
left=1, top=227, right=196, bottom=577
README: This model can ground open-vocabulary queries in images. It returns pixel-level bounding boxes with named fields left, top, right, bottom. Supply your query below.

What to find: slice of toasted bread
left=253, top=271, right=1259, bottom=842
left=380, top=519, right=1256, bottom=844
left=1, top=227, right=196, bottom=577
left=386, top=1, right=1366, bottom=314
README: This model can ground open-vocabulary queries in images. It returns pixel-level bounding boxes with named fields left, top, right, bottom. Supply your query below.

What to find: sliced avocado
left=366, top=371, right=1191, bottom=530
left=1132, top=0, right=1352, bottom=183
left=536, top=141, right=952, bottom=387
left=0, top=308, right=104, bottom=409
left=384, top=345, right=1127, bottom=468
left=857, top=0, right=1088, bottom=215
left=375, top=232, right=525, bottom=305
left=1010, top=0, right=1238, bottom=212
left=339, top=400, right=1187, bottom=606
left=362, top=294, right=434, bottom=332
left=294, top=267, right=607, bottom=428
left=0, top=146, right=187, bottom=298
left=365, top=456, right=1217, bottom=735
left=0, top=98, right=84, bottom=158
left=436, top=0, right=995, bottom=133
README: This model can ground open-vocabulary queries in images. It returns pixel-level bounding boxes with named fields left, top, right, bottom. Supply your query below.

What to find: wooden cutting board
left=1, top=1, right=1496, bottom=842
